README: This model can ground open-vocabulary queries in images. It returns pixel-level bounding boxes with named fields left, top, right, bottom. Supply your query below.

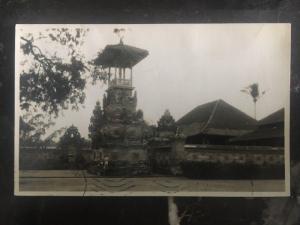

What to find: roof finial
left=113, top=28, right=125, bottom=44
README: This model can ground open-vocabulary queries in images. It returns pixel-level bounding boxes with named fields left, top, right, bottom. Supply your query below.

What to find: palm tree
left=241, top=83, right=266, bottom=119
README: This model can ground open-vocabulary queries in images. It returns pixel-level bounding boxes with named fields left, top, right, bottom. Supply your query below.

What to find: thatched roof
left=230, top=126, right=283, bottom=142
left=93, top=42, right=149, bottom=68
left=230, top=108, right=284, bottom=143
left=176, top=99, right=257, bottom=137
left=258, top=108, right=284, bottom=126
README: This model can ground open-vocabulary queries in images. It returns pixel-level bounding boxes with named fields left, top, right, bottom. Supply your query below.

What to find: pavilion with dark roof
left=94, top=40, right=149, bottom=69
left=93, top=40, right=149, bottom=89
left=176, top=99, right=257, bottom=145
left=230, top=108, right=284, bottom=147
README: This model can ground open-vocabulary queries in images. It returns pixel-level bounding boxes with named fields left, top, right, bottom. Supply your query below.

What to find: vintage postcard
left=15, top=24, right=290, bottom=196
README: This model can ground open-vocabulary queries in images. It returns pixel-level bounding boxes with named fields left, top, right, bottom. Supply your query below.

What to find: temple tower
left=93, top=37, right=149, bottom=164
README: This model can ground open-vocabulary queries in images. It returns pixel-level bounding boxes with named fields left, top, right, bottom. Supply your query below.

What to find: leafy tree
left=19, top=117, right=34, bottom=143
left=157, top=109, right=176, bottom=132
left=19, top=28, right=90, bottom=116
left=42, top=127, right=67, bottom=147
left=18, top=27, right=109, bottom=144
left=88, top=101, right=104, bottom=149
left=19, top=114, right=54, bottom=146
left=58, top=125, right=86, bottom=149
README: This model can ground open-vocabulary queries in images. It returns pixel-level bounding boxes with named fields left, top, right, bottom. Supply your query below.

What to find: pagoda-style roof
left=176, top=99, right=257, bottom=137
left=230, top=126, right=283, bottom=142
left=230, top=108, right=284, bottom=143
left=258, top=108, right=284, bottom=126
left=93, top=42, right=149, bottom=68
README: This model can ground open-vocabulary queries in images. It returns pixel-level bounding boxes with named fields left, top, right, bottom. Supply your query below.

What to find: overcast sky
left=16, top=24, right=291, bottom=139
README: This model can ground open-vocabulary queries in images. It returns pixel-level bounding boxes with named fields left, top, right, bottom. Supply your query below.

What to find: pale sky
left=16, top=24, right=291, bottom=139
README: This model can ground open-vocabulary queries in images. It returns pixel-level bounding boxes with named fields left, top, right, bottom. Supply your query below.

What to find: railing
left=109, top=79, right=132, bottom=87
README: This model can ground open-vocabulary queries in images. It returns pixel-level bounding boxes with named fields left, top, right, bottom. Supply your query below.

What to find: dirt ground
left=17, top=170, right=286, bottom=196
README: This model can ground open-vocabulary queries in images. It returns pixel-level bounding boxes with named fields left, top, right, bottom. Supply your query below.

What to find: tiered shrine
left=93, top=38, right=151, bottom=167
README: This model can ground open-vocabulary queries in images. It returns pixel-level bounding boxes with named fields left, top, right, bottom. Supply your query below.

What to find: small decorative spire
left=113, top=28, right=125, bottom=45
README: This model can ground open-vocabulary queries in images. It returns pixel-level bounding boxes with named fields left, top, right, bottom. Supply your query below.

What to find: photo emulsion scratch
left=15, top=24, right=290, bottom=196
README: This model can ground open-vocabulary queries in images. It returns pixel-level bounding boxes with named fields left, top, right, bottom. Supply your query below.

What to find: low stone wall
left=89, top=146, right=148, bottom=166
left=148, top=146, right=172, bottom=174
left=20, top=148, right=96, bottom=170
left=20, top=148, right=65, bottom=170
left=182, top=145, right=285, bottom=179
left=148, top=144, right=285, bottom=178
left=20, top=144, right=285, bottom=179
left=19, top=147, right=148, bottom=170
left=184, top=145, right=284, bottom=165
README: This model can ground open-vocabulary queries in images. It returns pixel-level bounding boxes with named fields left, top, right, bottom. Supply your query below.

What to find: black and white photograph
left=15, top=24, right=290, bottom=196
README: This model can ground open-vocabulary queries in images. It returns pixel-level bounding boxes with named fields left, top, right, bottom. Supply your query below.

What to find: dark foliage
left=175, top=198, right=267, bottom=225
left=240, top=82, right=266, bottom=117
left=88, top=101, right=104, bottom=149
left=157, top=109, right=176, bottom=132
left=19, top=115, right=54, bottom=146
left=19, top=29, right=88, bottom=116
left=58, top=125, right=87, bottom=149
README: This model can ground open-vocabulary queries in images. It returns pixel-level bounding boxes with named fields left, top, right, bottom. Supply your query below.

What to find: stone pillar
left=170, top=137, right=186, bottom=175
left=171, top=137, right=185, bottom=162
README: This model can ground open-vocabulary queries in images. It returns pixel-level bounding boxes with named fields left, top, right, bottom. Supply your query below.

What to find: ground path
left=17, top=170, right=286, bottom=196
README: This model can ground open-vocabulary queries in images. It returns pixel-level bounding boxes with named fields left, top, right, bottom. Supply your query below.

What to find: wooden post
left=108, top=67, right=111, bottom=84
left=130, top=68, right=133, bottom=86
left=119, top=67, right=122, bottom=79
